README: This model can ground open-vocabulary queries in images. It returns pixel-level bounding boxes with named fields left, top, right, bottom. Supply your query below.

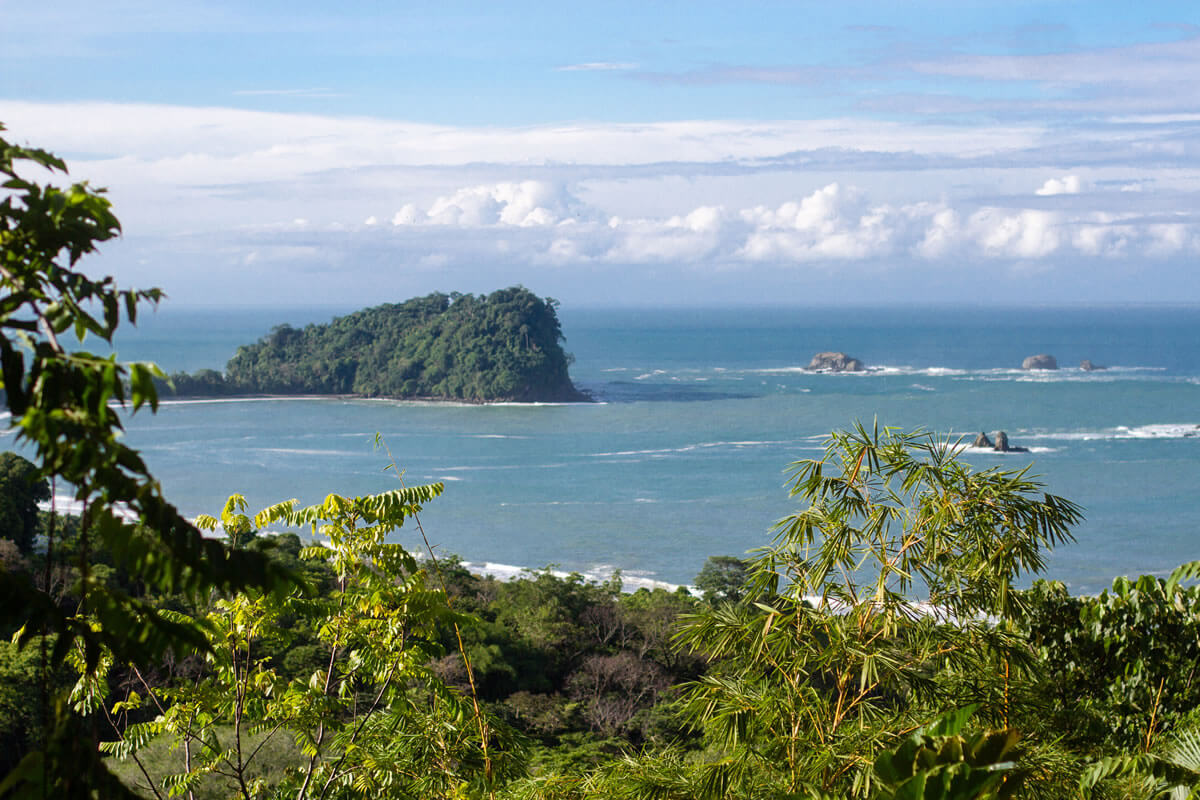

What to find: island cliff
left=164, top=287, right=589, bottom=403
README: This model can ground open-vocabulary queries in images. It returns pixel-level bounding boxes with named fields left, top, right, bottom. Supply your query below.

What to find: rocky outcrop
left=807, top=352, right=864, bottom=372
left=1080, top=359, right=1107, bottom=371
left=970, top=430, right=1029, bottom=452
left=992, top=431, right=1029, bottom=453
left=1021, top=354, right=1058, bottom=370
left=971, top=432, right=993, bottom=449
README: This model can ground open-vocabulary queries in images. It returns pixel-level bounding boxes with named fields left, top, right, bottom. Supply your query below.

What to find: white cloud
left=391, top=204, right=421, bottom=225
left=0, top=100, right=1046, bottom=183
left=1145, top=223, right=1196, bottom=256
left=412, top=181, right=589, bottom=227
left=913, top=207, right=960, bottom=259
left=735, top=184, right=908, bottom=262
left=362, top=179, right=1200, bottom=273
left=1036, top=175, right=1083, bottom=196
left=1072, top=217, right=1134, bottom=257
left=3, top=100, right=1199, bottom=304
left=969, top=208, right=1061, bottom=259
left=666, top=206, right=726, bottom=234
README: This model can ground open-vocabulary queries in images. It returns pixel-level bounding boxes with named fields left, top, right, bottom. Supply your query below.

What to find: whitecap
left=463, top=557, right=684, bottom=594
left=438, top=462, right=568, bottom=471
left=254, top=447, right=361, bottom=457
left=589, top=440, right=785, bottom=458
left=1023, top=423, right=1199, bottom=441
left=1118, top=423, right=1200, bottom=439
left=39, top=495, right=139, bottom=522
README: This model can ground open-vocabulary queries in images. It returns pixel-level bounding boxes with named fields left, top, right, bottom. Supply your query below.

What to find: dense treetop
left=172, top=287, right=587, bottom=402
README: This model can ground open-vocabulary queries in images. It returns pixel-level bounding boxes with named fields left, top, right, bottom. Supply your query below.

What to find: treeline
left=159, top=287, right=588, bottom=402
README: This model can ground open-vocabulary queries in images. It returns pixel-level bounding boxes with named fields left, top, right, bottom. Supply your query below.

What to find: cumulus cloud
left=365, top=180, right=1200, bottom=271
left=913, top=207, right=960, bottom=259
left=395, top=181, right=592, bottom=227
left=737, top=184, right=900, bottom=261
left=1036, top=175, right=1084, bottom=196
left=969, top=208, right=1061, bottom=258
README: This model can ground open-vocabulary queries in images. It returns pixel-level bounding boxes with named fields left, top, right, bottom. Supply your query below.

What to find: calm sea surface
left=55, top=305, right=1200, bottom=594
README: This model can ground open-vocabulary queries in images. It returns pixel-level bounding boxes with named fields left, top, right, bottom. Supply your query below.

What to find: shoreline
left=36, top=495, right=687, bottom=595
left=156, top=390, right=594, bottom=406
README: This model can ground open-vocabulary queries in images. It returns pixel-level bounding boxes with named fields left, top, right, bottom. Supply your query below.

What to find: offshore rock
left=1080, top=359, right=1107, bottom=371
left=971, top=432, right=994, bottom=448
left=807, top=352, right=864, bottom=372
left=992, top=431, right=1029, bottom=453
left=1021, top=354, right=1058, bottom=370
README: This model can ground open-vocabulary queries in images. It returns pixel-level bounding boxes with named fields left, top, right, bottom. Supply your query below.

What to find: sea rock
left=1021, top=354, right=1058, bottom=370
left=971, top=432, right=993, bottom=448
left=1080, top=359, right=1107, bottom=371
left=807, top=352, right=864, bottom=372
left=992, top=431, right=1029, bottom=453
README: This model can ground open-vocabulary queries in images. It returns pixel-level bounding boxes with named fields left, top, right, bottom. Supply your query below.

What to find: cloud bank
left=3, top=100, right=1199, bottom=305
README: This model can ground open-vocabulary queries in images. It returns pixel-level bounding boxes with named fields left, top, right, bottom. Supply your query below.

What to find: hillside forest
left=160, top=288, right=588, bottom=403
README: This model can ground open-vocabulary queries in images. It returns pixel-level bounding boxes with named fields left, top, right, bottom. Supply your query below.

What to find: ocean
left=42, top=304, right=1200, bottom=595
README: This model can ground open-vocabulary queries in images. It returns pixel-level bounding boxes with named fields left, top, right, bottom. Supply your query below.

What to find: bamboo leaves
left=675, top=423, right=1082, bottom=798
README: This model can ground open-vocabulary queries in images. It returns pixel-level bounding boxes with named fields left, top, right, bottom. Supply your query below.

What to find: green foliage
left=693, top=556, right=749, bottom=604
left=0, top=451, right=48, bottom=553
left=0, top=639, right=70, bottom=776
left=105, top=725, right=304, bottom=800
left=0, top=122, right=297, bottom=796
left=874, top=706, right=1023, bottom=800
left=674, top=423, right=1083, bottom=798
left=103, top=488, right=527, bottom=799
left=1080, top=728, right=1200, bottom=798
left=211, top=287, right=586, bottom=402
left=1020, top=564, right=1200, bottom=752
left=758, top=422, right=1082, bottom=619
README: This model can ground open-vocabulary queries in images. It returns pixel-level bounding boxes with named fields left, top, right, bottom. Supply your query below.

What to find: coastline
left=156, top=390, right=595, bottom=406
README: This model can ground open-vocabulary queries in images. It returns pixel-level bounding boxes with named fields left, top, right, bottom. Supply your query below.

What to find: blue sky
left=3, top=1, right=1200, bottom=306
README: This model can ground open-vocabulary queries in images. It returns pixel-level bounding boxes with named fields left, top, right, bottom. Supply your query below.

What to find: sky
left=3, top=1, right=1200, bottom=307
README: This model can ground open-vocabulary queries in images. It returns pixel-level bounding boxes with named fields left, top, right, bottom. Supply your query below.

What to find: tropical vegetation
left=162, top=288, right=587, bottom=403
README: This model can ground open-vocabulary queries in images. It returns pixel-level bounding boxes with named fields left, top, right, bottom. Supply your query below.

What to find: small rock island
left=971, top=431, right=1029, bottom=453
left=161, top=287, right=589, bottom=403
left=807, top=352, right=864, bottom=372
left=1021, top=354, right=1058, bottom=370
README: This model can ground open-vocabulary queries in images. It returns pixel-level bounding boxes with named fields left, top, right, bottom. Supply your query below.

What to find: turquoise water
left=78, top=305, right=1200, bottom=593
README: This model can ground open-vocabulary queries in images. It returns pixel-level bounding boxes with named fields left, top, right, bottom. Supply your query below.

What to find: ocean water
left=39, top=305, right=1200, bottom=594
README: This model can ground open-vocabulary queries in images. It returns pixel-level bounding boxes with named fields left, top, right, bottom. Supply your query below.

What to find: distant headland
left=159, top=287, right=589, bottom=403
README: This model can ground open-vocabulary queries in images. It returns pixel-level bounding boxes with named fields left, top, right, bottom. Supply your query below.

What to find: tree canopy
left=0, top=452, right=48, bottom=553
left=0, top=121, right=294, bottom=797
left=172, top=288, right=588, bottom=403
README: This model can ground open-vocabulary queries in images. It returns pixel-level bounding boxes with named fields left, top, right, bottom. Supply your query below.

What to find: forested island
left=161, top=287, right=588, bottom=402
